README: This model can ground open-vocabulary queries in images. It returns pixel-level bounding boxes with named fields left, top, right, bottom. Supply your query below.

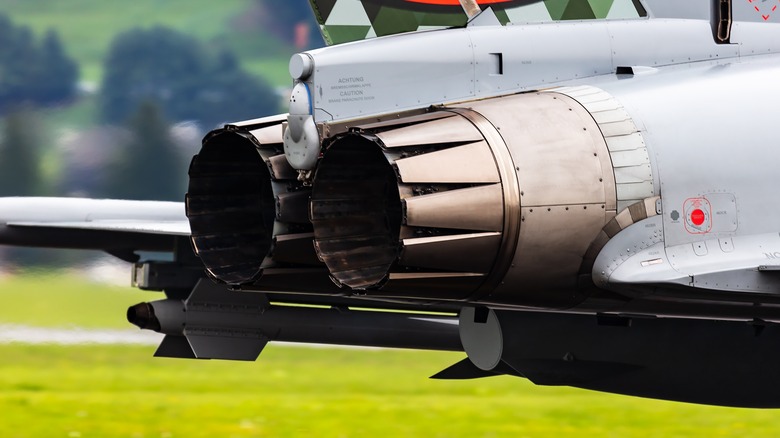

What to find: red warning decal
left=747, top=0, right=780, bottom=21
left=690, top=209, right=705, bottom=226
left=684, top=198, right=712, bottom=234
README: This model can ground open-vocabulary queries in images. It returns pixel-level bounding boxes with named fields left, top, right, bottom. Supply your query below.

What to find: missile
left=128, top=279, right=461, bottom=360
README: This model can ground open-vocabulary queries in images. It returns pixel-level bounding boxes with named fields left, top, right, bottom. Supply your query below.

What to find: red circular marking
left=690, top=209, right=705, bottom=226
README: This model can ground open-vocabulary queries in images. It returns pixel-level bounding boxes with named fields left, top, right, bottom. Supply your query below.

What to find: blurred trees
left=37, top=30, right=80, bottom=104
left=0, top=108, right=43, bottom=196
left=0, top=5, right=297, bottom=267
left=99, top=26, right=279, bottom=130
left=251, top=0, right=322, bottom=48
left=273, top=0, right=316, bottom=28
left=103, top=101, right=185, bottom=201
left=0, top=13, right=79, bottom=112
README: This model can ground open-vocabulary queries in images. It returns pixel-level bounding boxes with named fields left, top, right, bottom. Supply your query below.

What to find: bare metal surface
left=552, top=86, right=653, bottom=214
left=267, top=154, right=298, bottom=180
left=400, top=232, right=502, bottom=272
left=376, top=113, right=483, bottom=147
left=405, top=184, right=503, bottom=231
left=388, top=272, right=485, bottom=280
left=227, top=113, right=287, bottom=130
left=309, top=91, right=638, bottom=306
left=459, top=96, right=615, bottom=305
left=272, top=233, right=321, bottom=266
left=311, top=108, right=511, bottom=297
left=459, top=0, right=481, bottom=18
left=257, top=91, right=625, bottom=307
left=580, top=196, right=660, bottom=278
left=275, top=190, right=311, bottom=224
left=444, top=108, right=521, bottom=300
left=248, top=122, right=285, bottom=146
left=453, top=94, right=612, bottom=305
left=395, top=141, right=500, bottom=184
left=615, top=208, right=634, bottom=229
left=319, top=107, right=434, bottom=139
left=497, top=205, right=608, bottom=304
left=471, top=93, right=611, bottom=207
left=355, top=111, right=453, bottom=132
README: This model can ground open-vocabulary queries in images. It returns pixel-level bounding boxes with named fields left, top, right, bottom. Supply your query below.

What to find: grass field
left=3, top=344, right=780, bottom=438
left=0, top=272, right=155, bottom=328
left=1, top=274, right=780, bottom=436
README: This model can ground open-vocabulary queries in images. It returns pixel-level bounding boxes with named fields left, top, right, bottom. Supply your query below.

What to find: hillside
left=0, top=0, right=309, bottom=87
left=0, top=0, right=327, bottom=204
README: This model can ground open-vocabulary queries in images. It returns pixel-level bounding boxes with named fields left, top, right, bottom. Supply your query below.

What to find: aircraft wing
left=310, top=0, right=646, bottom=45
left=6, top=219, right=189, bottom=236
left=0, top=197, right=189, bottom=259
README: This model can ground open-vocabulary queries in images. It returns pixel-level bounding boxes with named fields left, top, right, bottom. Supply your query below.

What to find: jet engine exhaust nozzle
left=186, top=116, right=325, bottom=289
left=310, top=110, right=517, bottom=300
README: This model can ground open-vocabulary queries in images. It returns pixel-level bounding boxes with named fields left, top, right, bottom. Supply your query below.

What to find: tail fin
left=308, top=0, right=647, bottom=45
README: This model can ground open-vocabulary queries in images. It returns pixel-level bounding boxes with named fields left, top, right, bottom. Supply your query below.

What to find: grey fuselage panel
left=301, top=16, right=779, bottom=123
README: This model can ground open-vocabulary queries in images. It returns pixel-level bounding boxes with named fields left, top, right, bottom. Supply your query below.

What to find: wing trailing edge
left=0, top=197, right=189, bottom=256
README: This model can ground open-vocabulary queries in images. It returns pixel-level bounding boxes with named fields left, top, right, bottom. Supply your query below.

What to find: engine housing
left=186, top=88, right=658, bottom=308
left=309, top=91, right=621, bottom=307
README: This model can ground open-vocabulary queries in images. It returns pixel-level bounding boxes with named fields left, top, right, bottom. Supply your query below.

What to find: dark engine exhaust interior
left=186, top=131, right=276, bottom=284
left=310, top=134, right=402, bottom=289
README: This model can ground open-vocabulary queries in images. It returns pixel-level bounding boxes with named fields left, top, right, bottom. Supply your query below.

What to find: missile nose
left=127, top=302, right=161, bottom=332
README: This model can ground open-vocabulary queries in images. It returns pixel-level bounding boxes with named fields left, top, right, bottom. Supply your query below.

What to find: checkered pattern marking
left=309, top=0, right=646, bottom=45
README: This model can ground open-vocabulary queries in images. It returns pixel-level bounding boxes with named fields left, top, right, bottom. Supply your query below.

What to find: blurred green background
left=0, top=0, right=320, bottom=268
left=0, top=0, right=319, bottom=205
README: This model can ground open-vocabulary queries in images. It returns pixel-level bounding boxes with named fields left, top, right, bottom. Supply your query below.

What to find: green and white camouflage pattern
left=309, top=0, right=647, bottom=45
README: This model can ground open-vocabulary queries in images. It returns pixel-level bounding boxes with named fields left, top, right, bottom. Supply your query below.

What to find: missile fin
left=431, top=358, right=520, bottom=380
left=430, top=358, right=498, bottom=380
left=184, top=329, right=268, bottom=361
left=154, top=335, right=197, bottom=359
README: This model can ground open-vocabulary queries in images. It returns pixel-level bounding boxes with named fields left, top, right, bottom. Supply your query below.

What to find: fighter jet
left=2, top=0, right=780, bottom=407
